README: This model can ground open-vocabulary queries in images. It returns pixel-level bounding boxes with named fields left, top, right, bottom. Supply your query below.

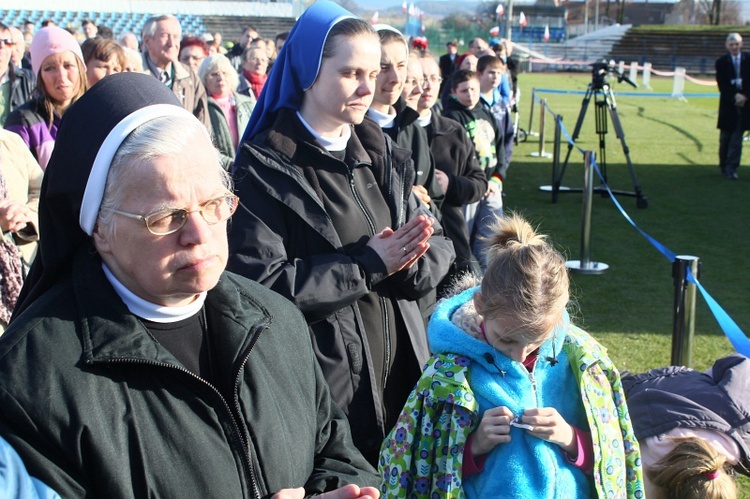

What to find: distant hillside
left=350, top=1, right=486, bottom=19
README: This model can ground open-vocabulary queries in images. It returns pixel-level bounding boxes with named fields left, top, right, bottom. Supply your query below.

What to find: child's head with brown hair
left=649, top=436, right=738, bottom=499
left=451, top=69, right=480, bottom=109
left=476, top=55, right=506, bottom=95
left=473, top=214, right=569, bottom=361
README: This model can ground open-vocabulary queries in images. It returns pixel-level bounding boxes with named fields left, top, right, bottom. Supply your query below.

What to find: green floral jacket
left=379, top=325, right=644, bottom=498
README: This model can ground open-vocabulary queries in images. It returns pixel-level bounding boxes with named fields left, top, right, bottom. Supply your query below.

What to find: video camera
left=591, top=59, right=638, bottom=90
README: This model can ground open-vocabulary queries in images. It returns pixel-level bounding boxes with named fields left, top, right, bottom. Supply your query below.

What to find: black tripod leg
left=557, top=86, right=593, bottom=202
left=595, top=98, right=608, bottom=185
left=607, top=99, right=648, bottom=208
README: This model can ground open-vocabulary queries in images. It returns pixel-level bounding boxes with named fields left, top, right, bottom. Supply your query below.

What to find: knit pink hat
left=30, top=26, right=86, bottom=76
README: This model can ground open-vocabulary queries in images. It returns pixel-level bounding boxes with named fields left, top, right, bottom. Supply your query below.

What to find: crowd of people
left=0, top=2, right=746, bottom=498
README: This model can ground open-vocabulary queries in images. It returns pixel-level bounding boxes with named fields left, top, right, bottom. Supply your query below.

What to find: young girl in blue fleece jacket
left=379, top=214, right=644, bottom=498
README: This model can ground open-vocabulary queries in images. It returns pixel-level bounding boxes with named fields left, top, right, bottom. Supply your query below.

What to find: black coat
left=0, top=249, right=378, bottom=497
left=715, top=51, right=750, bottom=131
left=228, top=111, right=455, bottom=462
left=426, top=113, right=487, bottom=283
left=438, top=53, right=457, bottom=98
left=623, top=354, right=750, bottom=474
left=443, top=97, right=504, bottom=181
left=4, top=64, right=35, bottom=123
left=390, top=98, right=444, bottom=212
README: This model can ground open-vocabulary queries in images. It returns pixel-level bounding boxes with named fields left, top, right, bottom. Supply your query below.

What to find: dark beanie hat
left=12, top=72, right=184, bottom=319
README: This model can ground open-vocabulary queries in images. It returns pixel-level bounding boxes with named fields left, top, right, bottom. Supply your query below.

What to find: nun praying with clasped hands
left=0, top=71, right=379, bottom=498
left=228, top=1, right=454, bottom=466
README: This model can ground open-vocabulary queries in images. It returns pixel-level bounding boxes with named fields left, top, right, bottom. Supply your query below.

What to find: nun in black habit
left=0, top=72, right=379, bottom=498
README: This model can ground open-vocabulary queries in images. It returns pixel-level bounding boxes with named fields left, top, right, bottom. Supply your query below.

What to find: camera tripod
left=555, top=82, right=648, bottom=209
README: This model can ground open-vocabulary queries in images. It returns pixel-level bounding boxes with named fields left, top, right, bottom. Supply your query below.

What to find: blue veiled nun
left=229, top=0, right=455, bottom=465
left=241, top=1, right=354, bottom=142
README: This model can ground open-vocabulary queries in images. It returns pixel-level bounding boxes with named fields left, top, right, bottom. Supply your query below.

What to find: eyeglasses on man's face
left=112, top=194, right=239, bottom=235
left=0, top=38, right=15, bottom=48
left=406, top=75, right=443, bottom=90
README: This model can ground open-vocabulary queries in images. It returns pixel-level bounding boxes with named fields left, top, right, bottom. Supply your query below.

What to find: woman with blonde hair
left=197, top=53, right=255, bottom=170
left=623, top=354, right=750, bottom=499
left=5, top=26, right=87, bottom=169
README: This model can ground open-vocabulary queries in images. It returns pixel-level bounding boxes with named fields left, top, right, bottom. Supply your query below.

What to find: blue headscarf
left=240, top=0, right=356, bottom=142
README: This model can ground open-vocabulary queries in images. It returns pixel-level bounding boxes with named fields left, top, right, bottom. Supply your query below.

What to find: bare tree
left=720, top=0, right=742, bottom=24
left=672, top=0, right=739, bottom=24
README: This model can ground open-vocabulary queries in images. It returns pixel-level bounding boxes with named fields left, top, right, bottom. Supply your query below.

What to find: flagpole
left=595, top=0, right=599, bottom=31
left=584, top=0, right=589, bottom=34
left=506, top=0, right=514, bottom=41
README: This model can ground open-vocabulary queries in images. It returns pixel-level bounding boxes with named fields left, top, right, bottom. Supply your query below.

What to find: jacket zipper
left=347, top=169, right=392, bottom=392
left=382, top=139, right=408, bottom=229
left=95, top=323, right=267, bottom=499
left=526, top=363, right=559, bottom=482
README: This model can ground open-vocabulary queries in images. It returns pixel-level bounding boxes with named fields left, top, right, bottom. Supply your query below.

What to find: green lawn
left=506, top=71, right=750, bottom=495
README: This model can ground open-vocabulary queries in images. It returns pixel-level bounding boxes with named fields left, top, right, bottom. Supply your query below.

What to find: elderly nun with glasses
left=0, top=72, right=379, bottom=498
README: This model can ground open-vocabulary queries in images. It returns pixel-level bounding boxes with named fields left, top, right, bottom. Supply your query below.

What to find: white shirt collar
left=367, top=107, right=397, bottom=129
left=296, top=111, right=351, bottom=152
left=102, top=263, right=207, bottom=323
left=417, top=111, right=432, bottom=128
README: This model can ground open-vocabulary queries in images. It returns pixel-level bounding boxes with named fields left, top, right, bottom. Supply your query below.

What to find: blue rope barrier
left=555, top=124, right=750, bottom=353
left=533, top=88, right=719, bottom=98
left=686, top=269, right=750, bottom=357
left=590, top=161, right=676, bottom=263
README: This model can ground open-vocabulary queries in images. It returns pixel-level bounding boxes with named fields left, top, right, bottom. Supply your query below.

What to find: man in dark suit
left=438, top=39, right=459, bottom=101
left=716, top=32, right=750, bottom=180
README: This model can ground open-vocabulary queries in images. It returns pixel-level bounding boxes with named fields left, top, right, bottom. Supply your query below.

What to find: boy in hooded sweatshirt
left=442, top=69, right=503, bottom=268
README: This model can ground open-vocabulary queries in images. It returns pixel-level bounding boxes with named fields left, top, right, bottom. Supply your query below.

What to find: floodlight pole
left=671, top=256, right=699, bottom=367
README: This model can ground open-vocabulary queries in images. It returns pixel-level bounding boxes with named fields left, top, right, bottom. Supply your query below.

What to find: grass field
left=506, top=71, right=749, bottom=494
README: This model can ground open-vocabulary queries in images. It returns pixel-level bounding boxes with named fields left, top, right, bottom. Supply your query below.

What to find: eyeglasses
left=406, top=75, right=443, bottom=90
left=405, top=77, right=425, bottom=90
left=112, top=194, right=239, bottom=235
left=424, top=75, right=443, bottom=86
left=0, top=39, right=15, bottom=48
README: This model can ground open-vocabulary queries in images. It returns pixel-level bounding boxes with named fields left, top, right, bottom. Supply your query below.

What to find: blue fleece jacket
left=428, top=287, right=591, bottom=499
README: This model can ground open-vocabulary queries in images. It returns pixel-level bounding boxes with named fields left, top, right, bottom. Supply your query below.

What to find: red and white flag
left=402, top=1, right=407, bottom=13
left=496, top=4, right=505, bottom=16
left=408, top=3, right=415, bottom=16
left=371, top=11, right=379, bottom=25
left=543, top=24, right=550, bottom=41
left=518, top=12, right=528, bottom=27
left=489, top=26, right=500, bottom=37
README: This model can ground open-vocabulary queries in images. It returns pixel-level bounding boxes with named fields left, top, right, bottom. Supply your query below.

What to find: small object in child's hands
left=510, top=415, right=534, bottom=431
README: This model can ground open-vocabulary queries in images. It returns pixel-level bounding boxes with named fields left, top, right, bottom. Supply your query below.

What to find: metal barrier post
left=551, top=114, right=563, bottom=200
left=527, top=88, right=537, bottom=135
left=671, top=256, right=699, bottom=367
left=566, top=151, right=608, bottom=274
left=539, top=113, right=572, bottom=199
left=530, top=98, right=552, bottom=158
